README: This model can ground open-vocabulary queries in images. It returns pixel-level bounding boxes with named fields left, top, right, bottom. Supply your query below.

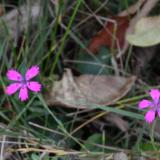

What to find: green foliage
left=81, top=133, right=104, bottom=152
left=76, top=47, right=112, bottom=74
left=31, top=154, right=40, bottom=160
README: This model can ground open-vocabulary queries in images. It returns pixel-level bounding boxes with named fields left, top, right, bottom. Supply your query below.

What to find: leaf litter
left=46, top=69, right=136, bottom=109
left=2, top=0, right=160, bottom=159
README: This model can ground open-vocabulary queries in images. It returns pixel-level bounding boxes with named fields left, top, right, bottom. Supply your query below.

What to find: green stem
left=50, top=0, right=83, bottom=74
left=150, top=118, right=157, bottom=151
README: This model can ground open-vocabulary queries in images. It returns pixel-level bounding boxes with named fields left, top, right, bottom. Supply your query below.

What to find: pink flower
left=138, top=89, right=160, bottom=123
left=6, top=65, right=41, bottom=101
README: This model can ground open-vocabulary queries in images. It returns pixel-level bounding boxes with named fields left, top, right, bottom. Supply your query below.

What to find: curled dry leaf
left=87, top=16, right=130, bottom=53
left=126, top=16, right=160, bottom=47
left=46, top=69, right=136, bottom=109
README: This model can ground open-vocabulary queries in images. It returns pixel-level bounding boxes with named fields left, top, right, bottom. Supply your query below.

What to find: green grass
left=0, top=0, right=160, bottom=159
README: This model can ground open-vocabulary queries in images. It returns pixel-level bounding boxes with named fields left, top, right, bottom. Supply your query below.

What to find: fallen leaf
left=126, top=16, right=160, bottom=47
left=91, top=112, right=129, bottom=132
left=117, top=0, right=158, bottom=58
left=0, top=2, right=40, bottom=39
left=46, top=69, right=136, bottom=109
left=132, top=46, right=157, bottom=76
left=104, top=113, right=129, bottom=132
left=88, top=16, right=130, bottom=53
left=113, top=152, right=128, bottom=160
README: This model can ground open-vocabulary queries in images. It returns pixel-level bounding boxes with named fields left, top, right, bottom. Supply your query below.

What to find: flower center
left=151, top=100, right=160, bottom=111
left=21, top=78, right=28, bottom=87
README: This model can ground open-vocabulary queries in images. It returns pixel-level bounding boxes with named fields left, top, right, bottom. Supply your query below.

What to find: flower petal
left=25, top=66, right=39, bottom=81
left=157, top=108, right=160, bottom=118
left=5, top=83, right=21, bottom=95
left=27, top=81, right=41, bottom=92
left=150, top=89, right=160, bottom=102
left=6, top=69, right=22, bottom=81
left=19, top=86, right=28, bottom=101
left=138, top=100, right=151, bottom=109
left=145, top=110, right=155, bottom=123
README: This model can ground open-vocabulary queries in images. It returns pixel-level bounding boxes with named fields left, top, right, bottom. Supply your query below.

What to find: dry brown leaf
left=92, top=113, right=129, bottom=132
left=46, top=69, right=136, bottom=109
left=132, top=46, right=157, bottom=76
left=87, top=16, right=130, bottom=53
left=104, top=113, right=129, bottom=132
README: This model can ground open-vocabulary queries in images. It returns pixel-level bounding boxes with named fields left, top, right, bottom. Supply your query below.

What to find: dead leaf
left=126, top=16, right=160, bottom=47
left=0, top=2, right=40, bottom=39
left=104, top=113, right=129, bottom=132
left=46, top=69, right=136, bottom=109
left=87, top=16, right=130, bottom=54
left=117, top=0, right=158, bottom=58
left=132, top=46, right=157, bottom=76
left=113, top=152, right=128, bottom=160
left=92, top=113, right=129, bottom=132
